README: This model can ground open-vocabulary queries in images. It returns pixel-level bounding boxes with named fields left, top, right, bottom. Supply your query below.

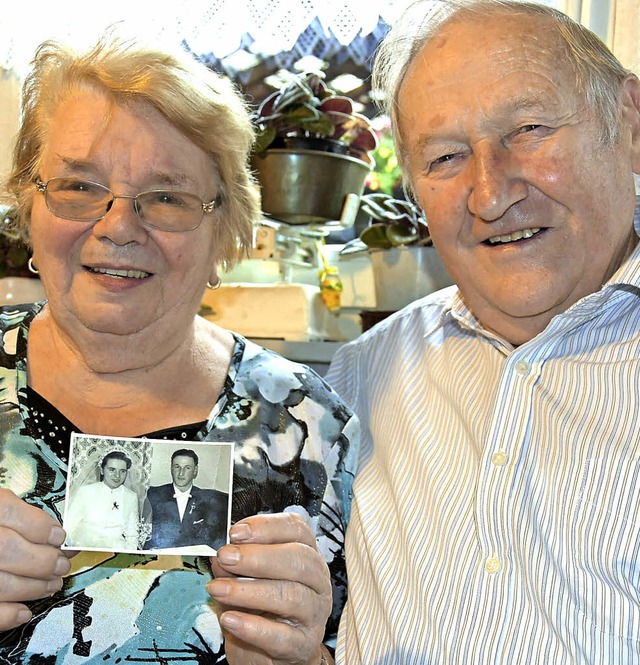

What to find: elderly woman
left=0, top=28, right=357, bottom=665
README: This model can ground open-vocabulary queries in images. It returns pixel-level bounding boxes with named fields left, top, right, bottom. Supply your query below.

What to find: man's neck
left=173, top=484, right=193, bottom=494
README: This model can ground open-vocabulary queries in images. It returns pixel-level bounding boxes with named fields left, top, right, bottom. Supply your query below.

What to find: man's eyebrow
left=411, top=132, right=462, bottom=157
left=412, top=95, right=556, bottom=152
left=413, top=133, right=444, bottom=152
left=501, top=93, right=551, bottom=115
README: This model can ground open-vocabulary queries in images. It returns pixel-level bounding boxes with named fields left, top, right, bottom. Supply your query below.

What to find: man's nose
left=467, top=142, right=527, bottom=221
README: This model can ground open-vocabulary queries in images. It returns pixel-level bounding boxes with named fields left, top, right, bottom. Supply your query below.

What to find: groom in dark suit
left=144, top=448, right=229, bottom=551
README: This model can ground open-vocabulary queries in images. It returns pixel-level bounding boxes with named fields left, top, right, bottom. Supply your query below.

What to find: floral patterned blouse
left=0, top=301, right=358, bottom=664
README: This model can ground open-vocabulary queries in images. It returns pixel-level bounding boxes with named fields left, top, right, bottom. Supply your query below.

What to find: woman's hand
left=207, top=512, right=334, bottom=665
left=0, top=488, right=72, bottom=630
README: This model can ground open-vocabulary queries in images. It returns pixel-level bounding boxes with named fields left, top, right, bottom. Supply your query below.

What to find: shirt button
left=492, top=451, right=508, bottom=466
left=485, top=557, right=501, bottom=574
left=515, top=360, right=531, bottom=375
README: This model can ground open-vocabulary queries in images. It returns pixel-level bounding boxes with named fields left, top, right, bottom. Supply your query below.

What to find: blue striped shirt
left=326, top=222, right=640, bottom=664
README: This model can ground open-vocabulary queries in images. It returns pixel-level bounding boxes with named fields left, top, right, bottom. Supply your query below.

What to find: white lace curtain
left=0, top=0, right=636, bottom=76
left=0, top=0, right=412, bottom=77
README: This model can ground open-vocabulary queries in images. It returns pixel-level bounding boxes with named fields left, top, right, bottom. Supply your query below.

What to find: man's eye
left=426, top=152, right=463, bottom=174
left=432, top=153, right=457, bottom=165
left=517, top=124, right=542, bottom=134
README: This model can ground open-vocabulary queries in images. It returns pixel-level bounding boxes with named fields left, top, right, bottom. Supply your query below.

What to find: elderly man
left=65, top=450, right=140, bottom=550
left=144, top=448, right=229, bottom=551
left=326, top=1, right=640, bottom=663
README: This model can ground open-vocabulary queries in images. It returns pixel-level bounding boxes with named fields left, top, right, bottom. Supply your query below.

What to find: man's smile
left=487, top=227, right=542, bottom=245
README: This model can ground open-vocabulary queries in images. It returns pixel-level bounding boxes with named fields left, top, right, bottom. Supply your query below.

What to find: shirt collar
left=102, top=483, right=126, bottom=495
left=432, top=200, right=640, bottom=345
left=606, top=206, right=640, bottom=289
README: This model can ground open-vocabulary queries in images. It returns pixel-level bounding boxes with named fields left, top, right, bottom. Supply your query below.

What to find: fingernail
left=229, top=523, right=251, bottom=542
left=217, top=546, right=241, bottom=565
left=207, top=580, right=231, bottom=598
left=54, top=556, right=71, bottom=576
left=47, top=577, right=63, bottom=594
left=17, top=609, right=32, bottom=625
left=220, top=612, right=241, bottom=631
left=48, top=526, right=66, bottom=547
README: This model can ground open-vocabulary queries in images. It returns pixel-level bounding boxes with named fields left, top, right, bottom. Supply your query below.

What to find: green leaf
left=254, top=126, right=277, bottom=153
left=386, top=223, right=419, bottom=246
left=286, top=105, right=319, bottom=121
left=299, top=115, right=335, bottom=136
left=360, top=223, right=392, bottom=249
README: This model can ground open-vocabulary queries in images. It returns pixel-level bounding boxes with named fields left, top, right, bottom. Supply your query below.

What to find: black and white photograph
left=63, top=433, right=233, bottom=555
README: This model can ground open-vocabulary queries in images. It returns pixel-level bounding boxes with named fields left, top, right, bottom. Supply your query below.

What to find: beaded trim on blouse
left=25, top=385, right=206, bottom=463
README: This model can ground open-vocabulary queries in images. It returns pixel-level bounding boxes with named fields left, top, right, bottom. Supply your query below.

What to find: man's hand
left=0, top=488, right=72, bottom=630
left=207, top=512, right=334, bottom=665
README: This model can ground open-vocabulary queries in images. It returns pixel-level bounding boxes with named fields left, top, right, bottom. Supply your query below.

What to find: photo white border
left=62, top=433, right=234, bottom=556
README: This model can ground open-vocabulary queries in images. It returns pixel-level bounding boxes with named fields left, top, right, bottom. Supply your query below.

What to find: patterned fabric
left=0, top=301, right=358, bottom=664
left=327, top=220, right=640, bottom=664
left=25, top=384, right=207, bottom=461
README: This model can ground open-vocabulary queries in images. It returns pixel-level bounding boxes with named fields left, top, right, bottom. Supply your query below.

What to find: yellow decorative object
left=320, top=267, right=343, bottom=312
left=317, top=241, right=343, bottom=312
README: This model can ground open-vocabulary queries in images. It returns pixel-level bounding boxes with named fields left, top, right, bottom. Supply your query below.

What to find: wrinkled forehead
left=398, top=11, right=582, bottom=126
left=42, top=87, right=168, bottom=155
left=408, top=10, right=570, bottom=85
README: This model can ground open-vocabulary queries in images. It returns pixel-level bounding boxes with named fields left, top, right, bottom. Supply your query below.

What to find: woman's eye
left=151, top=192, right=182, bottom=206
left=62, top=180, right=93, bottom=192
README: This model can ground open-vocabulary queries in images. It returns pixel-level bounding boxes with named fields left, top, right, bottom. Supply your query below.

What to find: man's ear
left=193, top=465, right=199, bottom=479
left=620, top=74, right=640, bottom=174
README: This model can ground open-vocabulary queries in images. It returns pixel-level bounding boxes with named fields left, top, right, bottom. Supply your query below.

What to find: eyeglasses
left=35, top=177, right=221, bottom=232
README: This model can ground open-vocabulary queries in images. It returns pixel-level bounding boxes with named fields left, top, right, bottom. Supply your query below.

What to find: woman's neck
left=26, top=307, right=234, bottom=436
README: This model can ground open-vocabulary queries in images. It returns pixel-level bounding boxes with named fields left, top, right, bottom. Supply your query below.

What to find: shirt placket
left=475, top=351, right=542, bottom=580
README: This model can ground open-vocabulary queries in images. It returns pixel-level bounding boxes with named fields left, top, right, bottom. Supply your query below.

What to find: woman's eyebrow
left=145, top=170, right=193, bottom=188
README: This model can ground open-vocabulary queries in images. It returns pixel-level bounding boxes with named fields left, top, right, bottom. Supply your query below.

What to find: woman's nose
left=93, top=196, right=149, bottom=246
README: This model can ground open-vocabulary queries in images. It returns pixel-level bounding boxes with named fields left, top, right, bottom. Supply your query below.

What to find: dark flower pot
left=283, top=136, right=350, bottom=155
left=252, top=148, right=371, bottom=225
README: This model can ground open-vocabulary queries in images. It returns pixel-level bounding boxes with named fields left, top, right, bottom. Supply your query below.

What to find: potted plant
left=349, top=193, right=453, bottom=312
left=253, top=71, right=377, bottom=162
left=358, top=193, right=431, bottom=249
left=251, top=72, right=378, bottom=226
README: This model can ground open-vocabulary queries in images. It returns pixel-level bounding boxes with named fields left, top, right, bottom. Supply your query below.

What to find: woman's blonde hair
left=3, top=26, right=261, bottom=270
